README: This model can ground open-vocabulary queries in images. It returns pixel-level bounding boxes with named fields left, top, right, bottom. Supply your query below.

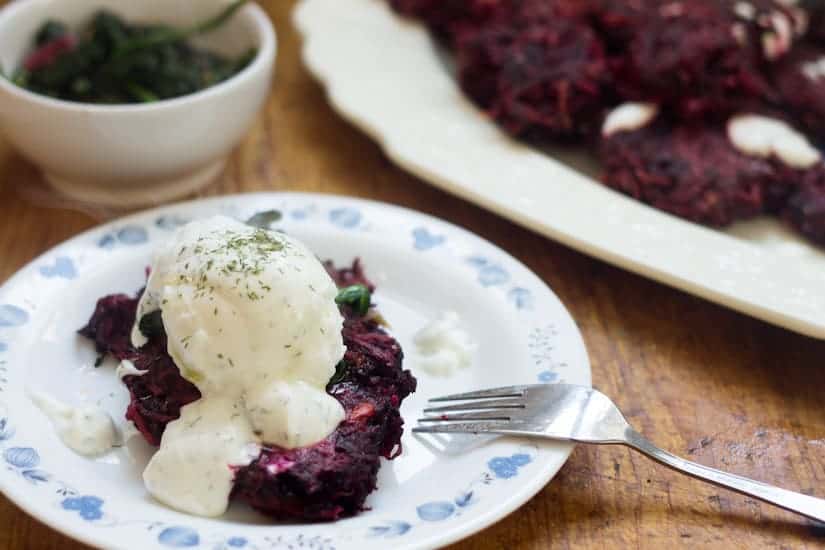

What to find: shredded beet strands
left=771, top=43, right=825, bottom=139
left=120, top=335, right=202, bottom=447
left=323, top=258, right=374, bottom=291
left=454, top=3, right=610, bottom=139
left=386, top=0, right=825, bottom=246
left=78, top=294, right=201, bottom=447
left=389, top=0, right=799, bottom=130
left=782, top=166, right=825, bottom=246
left=233, top=317, right=414, bottom=520
left=585, top=0, right=653, bottom=49
left=586, top=0, right=807, bottom=117
left=389, top=0, right=505, bottom=43
left=599, top=119, right=804, bottom=227
left=809, top=4, right=825, bottom=46
left=608, top=0, right=783, bottom=117
left=78, top=261, right=416, bottom=521
left=78, top=293, right=139, bottom=358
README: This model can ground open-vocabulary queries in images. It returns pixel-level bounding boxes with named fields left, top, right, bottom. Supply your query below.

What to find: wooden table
left=1, top=2, right=824, bottom=548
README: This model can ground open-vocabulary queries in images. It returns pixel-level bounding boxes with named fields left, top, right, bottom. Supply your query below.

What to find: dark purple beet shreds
left=782, top=165, right=825, bottom=246
left=232, top=316, right=414, bottom=520
left=388, top=0, right=505, bottom=43
left=586, top=0, right=656, bottom=51
left=120, top=334, right=202, bottom=447
left=323, top=258, right=374, bottom=291
left=599, top=116, right=808, bottom=226
left=78, top=293, right=201, bottom=446
left=808, top=2, right=825, bottom=45
left=78, top=293, right=138, bottom=358
left=771, top=43, right=825, bottom=139
left=606, top=0, right=794, bottom=118
left=454, top=3, right=611, bottom=140
left=79, top=261, right=415, bottom=521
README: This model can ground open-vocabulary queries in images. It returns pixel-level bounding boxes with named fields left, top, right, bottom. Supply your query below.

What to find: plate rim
left=0, top=191, right=591, bottom=550
left=293, top=0, right=825, bottom=340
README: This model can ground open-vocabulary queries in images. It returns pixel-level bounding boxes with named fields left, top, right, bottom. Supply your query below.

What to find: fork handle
left=624, top=429, right=825, bottom=524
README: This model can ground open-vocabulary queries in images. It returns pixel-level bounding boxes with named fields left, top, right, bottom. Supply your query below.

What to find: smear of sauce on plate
left=116, top=359, right=147, bottom=379
left=413, top=311, right=476, bottom=377
left=30, top=391, right=119, bottom=457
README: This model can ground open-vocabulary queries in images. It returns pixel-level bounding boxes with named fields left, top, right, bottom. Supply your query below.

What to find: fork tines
left=423, top=397, right=524, bottom=414
left=412, top=421, right=510, bottom=435
left=426, top=385, right=529, bottom=402
left=413, top=385, right=530, bottom=434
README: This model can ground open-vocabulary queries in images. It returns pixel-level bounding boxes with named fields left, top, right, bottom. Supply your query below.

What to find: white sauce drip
left=761, top=11, right=794, bottom=60
left=727, top=114, right=821, bottom=169
left=602, top=103, right=659, bottom=137
left=30, top=391, right=118, bottom=457
left=731, top=22, right=748, bottom=45
left=116, top=359, right=147, bottom=379
left=143, top=398, right=261, bottom=517
left=134, top=215, right=346, bottom=517
left=802, top=56, right=825, bottom=81
left=121, top=421, right=142, bottom=442
left=413, top=311, right=475, bottom=377
left=733, top=1, right=756, bottom=21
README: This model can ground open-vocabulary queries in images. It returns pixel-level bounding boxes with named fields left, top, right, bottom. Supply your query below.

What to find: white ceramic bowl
left=0, top=0, right=276, bottom=207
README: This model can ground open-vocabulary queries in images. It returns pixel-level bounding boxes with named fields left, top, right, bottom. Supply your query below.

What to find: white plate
left=0, top=193, right=590, bottom=550
left=293, top=0, right=825, bottom=339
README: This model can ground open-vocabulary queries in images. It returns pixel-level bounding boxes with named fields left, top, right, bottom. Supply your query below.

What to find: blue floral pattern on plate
left=0, top=417, right=14, bottom=441
left=39, top=257, right=77, bottom=279
left=3, top=446, right=50, bottom=484
left=4, top=446, right=39, bottom=468
left=508, top=287, right=534, bottom=310
left=368, top=521, right=412, bottom=538
left=156, top=215, right=190, bottom=231
left=370, top=449, right=534, bottom=538
left=329, top=208, right=361, bottom=229
left=412, top=227, right=445, bottom=251
left=416, top=501, right=455, bottom=522
left=538, top=370, right=559, bottom=383
left=62, top=495, right=104, bottom=521
left=0, top=360, right=6, bottom=394
left=0, top=305, right=28, bottom=327
left=98, top=225, right=149, bottom=248
left=466, top=256, right=510, bottom=287
left=158, top=526, right=200, bottom=547
left=529, top=325, right=569, bottom=384
left=488, top=453, right=532, bottom=479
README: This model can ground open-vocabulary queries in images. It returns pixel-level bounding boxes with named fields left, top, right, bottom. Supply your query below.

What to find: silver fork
left=413, top=384, right=825, bottom=523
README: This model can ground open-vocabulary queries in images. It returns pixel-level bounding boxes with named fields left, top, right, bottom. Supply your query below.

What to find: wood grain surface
left=1, top=2, right=824, bottom=549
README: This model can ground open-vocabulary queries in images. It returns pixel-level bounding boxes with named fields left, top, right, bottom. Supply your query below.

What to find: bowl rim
left=0, top=0, right=277, bottom=114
